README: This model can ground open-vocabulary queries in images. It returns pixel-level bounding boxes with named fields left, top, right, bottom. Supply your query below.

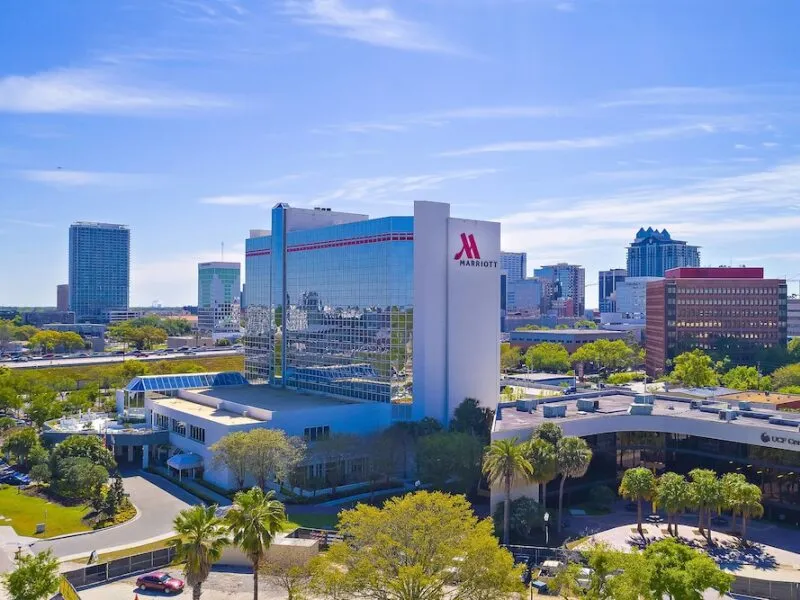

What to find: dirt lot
left=77, top=567, right=308, bottom=600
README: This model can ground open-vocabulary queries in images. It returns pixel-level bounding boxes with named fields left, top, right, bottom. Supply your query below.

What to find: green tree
left=482, top=439, right=532, bottom=545
left=656, top=472, right=690, bottom=536
left=720, top=472, right=747, bottom=531
left=174, top=505, right=229, bottom=600
left=491, top=496, right=545, bottom=543
left=643, top=538, right=734, bottom=600
left=26, top=389, right=63, bottom=428
left=210, top=431, right=250, bottom=490
left=534, top=421, right=564, bottom=447
left=449, top=397, right=493, bottom=442
left=416, top=432, right=483, bottom=495
left=574, top=319, right=598, bottom=329
left=52, top=457, right=109, bottom=501
left=29, top=464, right=51, bottom=486
left=0, top=385, right=23, bottom=415
left=689, top=468, right=722, bottom=543
left=524, top=437, right=558, bottom=509
left=50, top=434, right=117, bottom=473
left=104, top=475, right=126, bottom=516
left=500, top=343, right=521, bottom=373
left=549, top=563, right=585, bottom=600
left=2, top=428, right=39, bottom=466
left=310, top=491, right=524, bottom=600
left=226, top=487, right=286, bottom=600
left=721, top=365, right=770, bottom=391
left=772, top=363, right=800, bottom=390
left=244, top=429, right=306, bottom=491
left=59, top=332, right=85, bottom=352
left=739, top=482, right=764, bottom=544
left=1, top=550, right=60, bottom=600
left=27, top=331, right=62, bottom=354
left=619, top=467, right=657, bottom=537
left=556, top=436, right=593, bottom=532
left=671, top=349, right=719, bottom=387
left=525, top=342, right=571, bottom=373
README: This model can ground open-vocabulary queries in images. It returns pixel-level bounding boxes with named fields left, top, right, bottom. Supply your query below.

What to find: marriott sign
left=453, top=233, right=498, bottom=268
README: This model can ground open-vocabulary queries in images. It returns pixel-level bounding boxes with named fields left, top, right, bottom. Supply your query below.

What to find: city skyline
left=2, top=0, right=800, bottom=306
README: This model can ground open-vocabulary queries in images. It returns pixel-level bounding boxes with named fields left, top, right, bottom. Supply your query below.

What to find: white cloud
left=763, top=141, right=780, bottom=148
left=18, top=170, right=152, bottom=187
left=734, top=143, right=750, bottom=150
left=3, top=218, right=54, bottom=229
left=199, top=194, right=286, bottom=206
left=600, top=85, right=774, bottom=108
left=438, top=124, right=717, bottom=157
left=0, top=68, right=228, bottom=115
left=283, top=0, right=459, bottom=53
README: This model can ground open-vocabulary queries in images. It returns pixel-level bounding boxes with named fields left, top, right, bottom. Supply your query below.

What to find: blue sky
left=2, top=0, right=800, bottom=307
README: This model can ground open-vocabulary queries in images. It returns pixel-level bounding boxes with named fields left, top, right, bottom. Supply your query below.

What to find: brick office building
left=645, top=267, right=788, bottom=376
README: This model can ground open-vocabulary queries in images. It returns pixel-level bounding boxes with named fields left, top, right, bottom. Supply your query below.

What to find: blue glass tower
left=69, top=222, right=130, bottom=323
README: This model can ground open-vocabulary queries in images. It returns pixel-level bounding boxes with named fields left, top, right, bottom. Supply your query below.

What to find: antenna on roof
left=221, top=242, right=224, bottom=261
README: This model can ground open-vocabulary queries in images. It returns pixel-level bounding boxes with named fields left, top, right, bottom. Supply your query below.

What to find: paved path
left=30, top=471, right=199, bottom=559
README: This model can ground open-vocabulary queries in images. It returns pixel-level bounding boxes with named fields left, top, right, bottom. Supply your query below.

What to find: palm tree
left=534, top=422, right=563, bottom=447
left=482, top=438, right=533, bottom=545
left=174, top=505, right=229, bottom=600
left=555, top=436, right=593, bottom=533
left=619, top=467, right=657, bottom=538
left=721, top=472, right=747, bottom=532
left=656, top=472, right=690, bottom=537
left=689, top=468, right=722, bottom=544
left=226, top=487, right=287, bottom=600
left=739, top=483, right=764, bottom=545
left=525, top=438, right=558, bottom=509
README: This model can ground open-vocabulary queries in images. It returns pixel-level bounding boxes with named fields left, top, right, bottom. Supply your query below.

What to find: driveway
left=31, top=471, right=199, bottom=559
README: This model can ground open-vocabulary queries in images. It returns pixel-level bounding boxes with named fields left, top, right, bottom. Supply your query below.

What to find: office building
left=22, top=311, right=75, bottom=327
left=509, top=328, right=627, bottom=352
left=645, top=267, right=788, bottom=376
left=198, top=262, right=242, bottom=334
left=500, top=252, right=527, bottom=282
left=491, top=389, right=800, bottom=520
left=57, top=284, right=69, bottom=312
left=615, top=276, right=662, bottom=317
left=69, top=222, right=130, bottom=323
left=627, top=228, right=700, bottom=278
left=103, top=309, right=143, bottom=323
left=598, top=269, right=627, bottom=312
left=506, top=278, right=543, bottom=313
left=534, top=263, right=585, bottom=317
left=245, top=201, right=501, bottom=424
left=789, top=298, right=800, bottom=338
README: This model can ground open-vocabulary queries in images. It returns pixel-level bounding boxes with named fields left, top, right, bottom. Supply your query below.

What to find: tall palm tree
left=619, top=467, right=657, bottom=538
left=174, top=505, right=229, bottom=600
left=689, top=468, right=722, bottom=544
left=739, top=483, right=764, bottom=545
left=525, top=438, right=558, bottom=509
left=226, top=487, right=287, bottom=600
left=482, top=438, right=533, bottom=545
left=556, top=436, right=593, bottom=533
left=656, top=472, right=690, bottom=537
left=720, top=472, right=747, bottom=531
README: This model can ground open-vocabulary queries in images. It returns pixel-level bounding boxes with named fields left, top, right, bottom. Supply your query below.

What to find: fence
left=58, top=576, right=81, bottom=600
left=63, top=546, right=178, bottom=590
left=731, top=577, right=800, bottom=600
left=289, top=527, right=343, bottom=550
left=501, top=544, right=563, bottom=566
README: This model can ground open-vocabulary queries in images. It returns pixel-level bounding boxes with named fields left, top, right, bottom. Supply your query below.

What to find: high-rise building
left=198, top=262, right=242, bottom=334
left=534, top=263, right=586, bottom=317
left=500, top=252, right=527, bottom=282
left=615, top=276, right=662, bottom=317
left=788, top=298, right=800, bottom=338
left=244, top=201, right=501, bottom=424
left=56, top=284, right=69, bottom=311
left=598, top=269, right=627, bottom=312
left=645, top=267, right=788, bottom=376
left=627, top=228, right=700, bottom=277
left=506, top=278, right=543, bottom=312
left=68, top=222, right=130, bottom=323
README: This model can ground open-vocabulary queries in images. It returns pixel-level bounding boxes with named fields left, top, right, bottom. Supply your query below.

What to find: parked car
left=136, top=572, right=185, bottom=594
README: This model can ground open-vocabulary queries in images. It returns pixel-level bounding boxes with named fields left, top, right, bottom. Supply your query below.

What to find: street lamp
left=544, top=511, right=550, bottom=546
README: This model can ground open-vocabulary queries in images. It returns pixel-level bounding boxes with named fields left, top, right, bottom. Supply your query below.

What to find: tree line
left=501, top=339, right=644, bottom=376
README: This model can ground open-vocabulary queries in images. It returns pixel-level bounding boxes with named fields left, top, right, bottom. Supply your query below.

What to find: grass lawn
left=285, top=512, right=339, bottom=530
left=0, top=486, right=90, bottom=538
left=95, top=536, right=179, bottom=563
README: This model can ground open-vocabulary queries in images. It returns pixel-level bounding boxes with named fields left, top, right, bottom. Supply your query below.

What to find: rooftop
left=719, top=391, right=800, bottom=407
left=493, top=391, right=800, bottom=435
left=192, top=384, right=359, bottom=412
left=126, top=372, right=247, bottom=393
left=665, top=267, right=765, bottom=279
left=152, top=397, right=263, bottom=426
left=511, top=329, right=626, bottom=336
left=502, top=372, right=575, bottom=383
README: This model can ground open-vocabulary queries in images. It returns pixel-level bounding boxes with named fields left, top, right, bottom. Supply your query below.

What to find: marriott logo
left=453, top=233, right=497, bottom=268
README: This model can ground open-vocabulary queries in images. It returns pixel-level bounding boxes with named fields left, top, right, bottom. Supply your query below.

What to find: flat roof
left=152, top=397, right=263, bottom=426
left=192, top=384, right=359, bottom=412
left=494, top=392, right=800, bottom=435
left=720, top=391, right=800, bottom=406
left=511, top=329, right=624, bottom=336
left=503, top=373, right=575, bottom=382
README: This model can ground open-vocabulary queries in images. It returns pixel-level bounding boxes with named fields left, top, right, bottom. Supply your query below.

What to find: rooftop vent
left=738, top=401, right=752, bottom=411
left=718, top=409, right=737, bottom=422
left=628, top=403, right=653, bottom=416
left=543, top=405, right=567, bottom=419
left=516, top=399, right=537, bottom=413
left=577, top=398, right=599, bottom=412
left=634, top=394, right=655, bottom=405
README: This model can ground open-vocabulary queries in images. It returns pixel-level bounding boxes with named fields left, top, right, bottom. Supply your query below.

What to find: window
left=189, top=425, right=205, bottom=443
left=155, top=413, right=169, bottom=429
left=304, top=425, right=330, bottom=442
left=171, top=419, right=186, bottom=436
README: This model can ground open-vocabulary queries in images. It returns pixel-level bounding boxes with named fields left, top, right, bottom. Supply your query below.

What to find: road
left=0, top=349, right=242, bottom=370
left=30, top=472, right=199, bottom=559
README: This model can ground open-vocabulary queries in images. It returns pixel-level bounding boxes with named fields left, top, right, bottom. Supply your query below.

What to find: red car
left=135, top=572, right=185, bottom=594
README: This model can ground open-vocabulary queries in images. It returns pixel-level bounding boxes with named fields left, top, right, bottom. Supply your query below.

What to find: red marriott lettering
left=453, top=233, right=498, bottom=268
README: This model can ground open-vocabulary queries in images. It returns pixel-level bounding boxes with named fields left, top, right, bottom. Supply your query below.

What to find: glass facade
left=245, top=205, right=414, bottom=408
left=69, top=222, right=130, bottom=323
left=197, top=262, right=241, bottom=333
left=627, top=227, right=700, bottom=278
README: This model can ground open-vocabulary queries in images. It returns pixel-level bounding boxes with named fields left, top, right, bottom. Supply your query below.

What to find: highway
left=0, top=349, right=242, bottom=369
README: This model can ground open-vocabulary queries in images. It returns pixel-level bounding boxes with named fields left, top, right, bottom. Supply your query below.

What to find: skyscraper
left=598, top=268, right=627, bottom=312
left=56, top=284, right=69, bottom=312
left=534, top=263, right=586, bottom=317
left=68, top=222, right=130, bottom=323
left=198, top=262, right=242, bottom=333
left=627, top=227, right=700, bottom=277
left=500, top=252, right=527, bottom=282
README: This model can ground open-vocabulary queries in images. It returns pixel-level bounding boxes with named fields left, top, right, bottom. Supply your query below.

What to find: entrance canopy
left=167, top=453, right=203, bottom=471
